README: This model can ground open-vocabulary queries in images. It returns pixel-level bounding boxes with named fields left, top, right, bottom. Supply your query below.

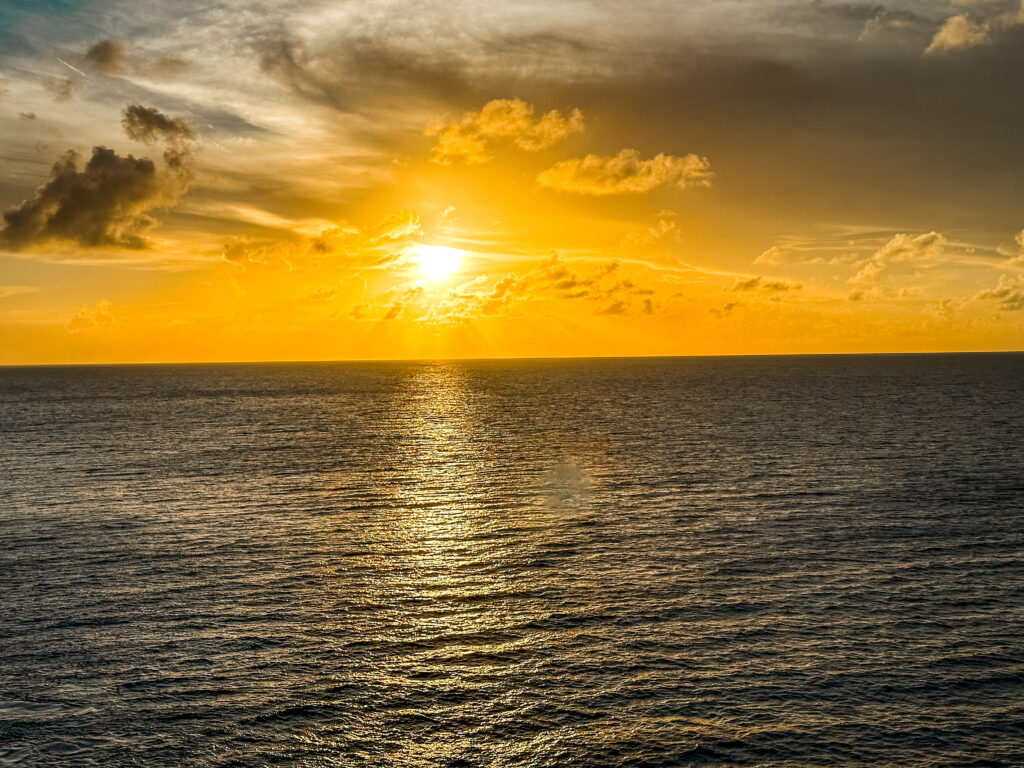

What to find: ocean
left=1, top=354, right=1023, bottom=766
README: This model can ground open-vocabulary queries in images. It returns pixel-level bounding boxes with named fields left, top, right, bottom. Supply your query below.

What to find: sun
left=415, top=244, right=463, bottom=281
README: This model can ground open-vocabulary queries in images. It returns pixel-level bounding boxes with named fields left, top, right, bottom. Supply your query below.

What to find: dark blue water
left=2, top=354, right=1023, bottom=767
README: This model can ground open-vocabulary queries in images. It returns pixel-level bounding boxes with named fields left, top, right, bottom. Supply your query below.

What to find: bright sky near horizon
left=1, top=0, right=1023, bottom=363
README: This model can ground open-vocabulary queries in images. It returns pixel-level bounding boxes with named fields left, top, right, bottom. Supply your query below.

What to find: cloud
left=0, top=285, right=38, bottom=299
left=44, top=77, right=74, bottom=102
left=479, top=274, right=519, bottom=314
left=381, top=285, right=424, bottom=320
left=754, top=246, right=783, bottom=265
left=925, top=14, right=991, bottom=52
left=975, top=274, right=1024, bottom=310
left=84, top=39, right=124, bottom=72
left=621, top=215, right=680, bottom=249
left=730, top=275, right=801, bottom=292
left=84, top=39, right=189, bottom=76
left=355, top=252, right=657, bottom=325
left=1, top=106, right=196, bottom=251
left=710, top=301, right=742, bottom=318
left=427, top=99, right=583, bottom=164
left=222, top=210, right=422, bottom=268
left=121, top=104, right=196, bottom=146
left=925, top=3, right=1024, bottom=53
left=859, top=9, right=930, bottom=40
left=537, top=149, right=712, bottom=195
left=851, top=231, right=946, bottom=283
left=1, top=148, right=167, bottom=249
left=596, top=300, right=628, bottom=315
left=255, top=32, right=351, bottom=112
left=365, top=210, right=421, bottom=242
left=1004, top=229, right=1024, bottom=266
left=66, top=299, right=116, bottom=332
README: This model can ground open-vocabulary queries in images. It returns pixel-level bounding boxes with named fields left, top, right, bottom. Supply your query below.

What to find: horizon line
left=2, top=349, right=1023, bottom=368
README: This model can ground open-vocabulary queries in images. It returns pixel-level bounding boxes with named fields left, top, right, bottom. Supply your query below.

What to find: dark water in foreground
left=1, top=354, right=1023, bottom=767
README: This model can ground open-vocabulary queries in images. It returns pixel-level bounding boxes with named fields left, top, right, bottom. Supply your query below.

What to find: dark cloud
left=256, top=34, right=349, bottom=112
left=18, top=112, right=36, bottom=121
left=730, top=275, right=801, bottom=292
left=0, top=105, right=195, bottom=251
left=0, top=147, right=164, bottom=249
left=83, top=39, right=189, bottom=76
left=122, top=104, right=196, bottom=145
left=252, top=29, right=478, bottom=114
left=84, top=39, right=124, bottom=72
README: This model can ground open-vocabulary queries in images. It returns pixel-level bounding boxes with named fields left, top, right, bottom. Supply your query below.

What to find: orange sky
left=1, top=0, right=1023, bottom=363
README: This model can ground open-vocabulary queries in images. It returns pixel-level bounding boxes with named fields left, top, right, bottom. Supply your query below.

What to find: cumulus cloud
left=925, top=2, right=1024, bottom=53
left=537, top=149, right=712, bottom=195
left=925, top=14, right=991, bottom=52
left=1004, top=229, right=1024, bottom=266
left=427, top=99, right=583, bottom=164
left=975, top=274, right=1024, bottom=310
left=66, top=299, right=116, bottom=332
left=0, top=106, right=195, bottom=251
left=1, top=149, right=168, bottom=249
left=851, top=231, right=946, bottom=283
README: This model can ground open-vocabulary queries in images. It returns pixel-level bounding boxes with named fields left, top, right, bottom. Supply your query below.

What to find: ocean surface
left=1, top=353, right=1023, bottom=767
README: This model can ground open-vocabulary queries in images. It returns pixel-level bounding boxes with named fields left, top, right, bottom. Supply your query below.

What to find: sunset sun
left=415, top=244, right=463, bottom=281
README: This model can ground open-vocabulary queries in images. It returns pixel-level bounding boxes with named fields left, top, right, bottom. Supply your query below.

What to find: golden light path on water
left=307, top=363, right=593, bottom=764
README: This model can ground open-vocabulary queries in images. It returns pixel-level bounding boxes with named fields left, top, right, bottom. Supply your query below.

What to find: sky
left=1, top=0, right=1023, bottom=363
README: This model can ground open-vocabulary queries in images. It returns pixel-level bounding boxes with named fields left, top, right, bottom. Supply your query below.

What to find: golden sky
left=1, top=0, right=1023, bottom=363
